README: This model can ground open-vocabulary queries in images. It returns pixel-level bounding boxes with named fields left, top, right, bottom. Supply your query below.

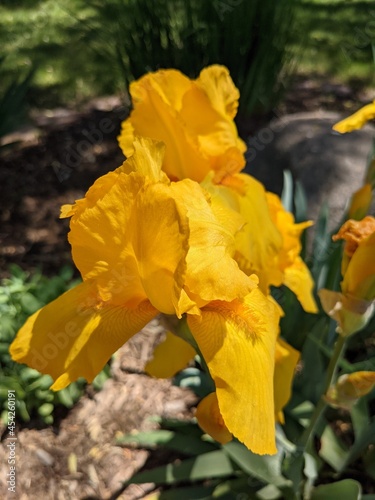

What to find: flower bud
left=326, top=371, right=375, bottom=410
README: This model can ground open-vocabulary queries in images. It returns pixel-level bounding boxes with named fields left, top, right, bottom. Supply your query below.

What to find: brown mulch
left=0, top=76, right=373, bottom=499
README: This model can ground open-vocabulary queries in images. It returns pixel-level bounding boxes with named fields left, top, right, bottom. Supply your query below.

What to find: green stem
left=162, top=314, right=214, bottom=386
left=298, top=335, right=347, bottom=449
left=176, top=318, right=213, bottom=379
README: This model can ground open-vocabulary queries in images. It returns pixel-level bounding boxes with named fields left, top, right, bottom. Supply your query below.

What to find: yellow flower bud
left=333, top=216, right=375, bottom=300
left=319, top=216, right=375, bottom=336
left=326, top=371, right=375, bottom=410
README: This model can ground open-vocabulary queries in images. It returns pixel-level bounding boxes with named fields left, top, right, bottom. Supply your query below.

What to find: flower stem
left=298, top=335, right=347, bottom=449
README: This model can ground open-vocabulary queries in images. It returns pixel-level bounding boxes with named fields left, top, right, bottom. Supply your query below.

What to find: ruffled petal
left=118, top=71, right=209, bottom=181
left=121, top=136, right=169, bottom=183
left=202, top=173, right=283, bottom=293
left=133, top=181, right=190, bottom=315
left=118, top=66, right=246, bottom=182
left=62, top=138, right=195, bottom=315
left=188, top=289, right=279, bottom=455
left=169, top=179, right=256, bottom=307
left=10, top=282, right=157, bottom=390
left=145, top=331, right=196, bottom=378
left=196, top=65, right=241, bottom=121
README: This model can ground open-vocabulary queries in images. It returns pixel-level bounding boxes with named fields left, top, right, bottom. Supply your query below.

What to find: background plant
left=2, top=1, right=374, bottom=112
left=0, top=57, right=35, bottom=145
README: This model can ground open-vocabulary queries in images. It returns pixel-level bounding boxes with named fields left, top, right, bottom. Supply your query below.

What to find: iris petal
left=10, top=281, right=157, bottom=390
left=145, top=331, right=196, bottom=379
left=188, top=289, right=279, bottom=455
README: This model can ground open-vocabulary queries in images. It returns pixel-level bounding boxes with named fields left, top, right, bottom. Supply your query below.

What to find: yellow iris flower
left=118, top=65, right=246, bottom=183
left=118, top=65, right=316, bottom=434
left=319, top=216, right=375, bottom=336
left=10, top=137, right=280, bottom=455
left=118, top=64, right=317, bottom=313
left=333, top=100, right=375, bottom=133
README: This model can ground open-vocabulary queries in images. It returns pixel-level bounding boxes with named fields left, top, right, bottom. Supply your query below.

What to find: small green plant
left=0, top=265, right=110, bottom=425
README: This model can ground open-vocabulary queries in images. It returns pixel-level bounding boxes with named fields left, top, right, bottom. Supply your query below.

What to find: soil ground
left=0, top=75, right=374, bottom=499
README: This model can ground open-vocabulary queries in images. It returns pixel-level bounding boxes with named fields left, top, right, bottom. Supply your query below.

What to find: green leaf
left=319, top=425, right=349, bottom=472
left=0, top=376, right=26, bottom=398
left=256, top=484, right=284, bottom=500
left=57, top=388, right=74, bottom=408
left=303, top=452, right=319, bottom=500
left=155, top=484, right=216, bottom=500
left=341, top=419, right=375, bottom=470
left=153, top=417, right=204, bottom=438
left=38, top=403, right=54, bottom=417
left=310, top=479, right=362, bottom=500
left=92, top=365, right=110, bottom=390
left=350, top=398, right=370, bottom=439
left=213, top=477, right=260, bottom=498
left=20, top=292, right=41, bottom=314
left=363, top=446, right=375, bottom=481
left=223, top=441, right=293, bottom=494
left=281, top=170, right=293, bottom=212
left=294, top=180, right=308, bottom=224
left=127, top=449, right=234, bottom=486
left=173, top=367, right=213, bottom=398
left=17, top=400, right=30, bottom=422
left=117, top=429, right=217, bottom=456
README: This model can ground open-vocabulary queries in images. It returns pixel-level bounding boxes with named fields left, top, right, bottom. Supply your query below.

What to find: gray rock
left=244, top=111, right=375, bottom=228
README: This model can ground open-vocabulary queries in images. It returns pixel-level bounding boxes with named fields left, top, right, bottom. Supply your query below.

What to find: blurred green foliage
left=0, top=57, right=35, bottom=142
left=70, top=0, right=298, bottom=117
left=2, top=0, right=373, bottom=113
left=0, top=0, right=299, bottom=115
left=292, top=0, right=375, bottom=83
left=0, top=265, right=110, bottom=425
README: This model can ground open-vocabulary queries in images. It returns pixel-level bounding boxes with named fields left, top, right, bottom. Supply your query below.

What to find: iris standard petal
left=187, top=289, right=279, bottom=455
left=196, top=65, right=241, bottom=121
left=118, top=71, right=209, bottom=181
left=9, top=281, right=158, bottom=390
left=118, top=66, right=245, bottom=182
